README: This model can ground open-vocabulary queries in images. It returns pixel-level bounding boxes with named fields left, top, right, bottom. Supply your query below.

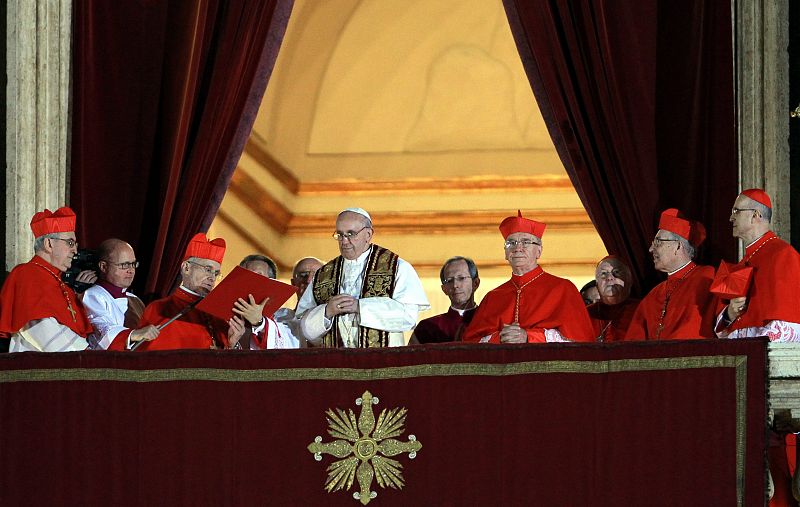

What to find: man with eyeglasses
left=715, top=189, right=800, bottom=342
left=270, top=257, right=324, bottom=348
left=132, top=233, right=246, bottom=350
left=462, top=210, right=594, bottom=343
left=297, top=208, right=429, bottom=347
left=722, top=190, right=800, bottom=507
left=627, top=209, right=716, bottom=340
left=410, top=256, right=480, bottom=344
left=586, top=256, right=640, bottom=342
left=82, top=238, right=160, bottom=350
left=0, top=207, right=95, bottom=352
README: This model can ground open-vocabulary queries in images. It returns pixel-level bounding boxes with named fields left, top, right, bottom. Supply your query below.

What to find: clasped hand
left=325, top=295, right=359, bottom=319
left=499, top=322, right=527, bottom=343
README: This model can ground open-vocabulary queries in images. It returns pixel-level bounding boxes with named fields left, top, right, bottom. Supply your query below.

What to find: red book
left=195, top=266, right=297, bottom=321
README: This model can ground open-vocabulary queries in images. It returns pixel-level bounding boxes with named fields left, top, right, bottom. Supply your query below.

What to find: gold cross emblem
left=308, top=391, right=422, bottom=505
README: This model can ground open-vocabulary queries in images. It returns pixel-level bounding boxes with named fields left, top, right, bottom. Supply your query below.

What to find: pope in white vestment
left=297, top=208, right=429, bottom=348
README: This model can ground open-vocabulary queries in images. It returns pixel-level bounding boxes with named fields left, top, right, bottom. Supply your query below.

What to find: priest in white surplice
left=297, top=208, right=430, bottom=347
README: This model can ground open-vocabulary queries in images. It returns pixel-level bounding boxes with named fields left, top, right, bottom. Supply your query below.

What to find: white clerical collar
left=179, top=284, right=203, bottom=296
left=451, top=305, right=476, bottom=316
left=667, top=260, right=692, bottom=276
left=343, top=246, right=372, bottom=266
left=745, top=232, right=768, bottom=249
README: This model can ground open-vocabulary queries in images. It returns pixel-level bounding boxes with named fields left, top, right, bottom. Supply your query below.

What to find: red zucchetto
left=741, top=188, right=772, bottom=209
left=184, top=233, right=226, bottom=263
left=30, top=207, right=77, bottom=238
left=499, top=210, right=546, bottom=239
left=658, top=208, right=706, bottom=247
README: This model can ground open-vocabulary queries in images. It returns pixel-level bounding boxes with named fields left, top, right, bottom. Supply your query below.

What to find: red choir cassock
left=121, top=233, right=229, bottom=351
left=722, top=230, right=800, bottom=332
left=414, top=307, right=476, bottom=343
left=626, top=262, right=716, bottom=340
left=0, top=207, right=92, bottom=340
left=462, top=211, right=594, bottom=343
left=0, top=257, right=93, bottom=339
left=463, top=266, right=595, bottom=343
left=587, top=298, right=641, bottom=342
left=627, top=209, right=717, bottom=340
left=132, top=287, right=229, bottom=350
left=721, top=190, right=800, bottom=507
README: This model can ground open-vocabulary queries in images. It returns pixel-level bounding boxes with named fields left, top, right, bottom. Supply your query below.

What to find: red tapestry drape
left=70, top=0, right=294, bottom=300
left=0, top=340, right=766, bottom=505
left=503, top=0, right=737, bottom=293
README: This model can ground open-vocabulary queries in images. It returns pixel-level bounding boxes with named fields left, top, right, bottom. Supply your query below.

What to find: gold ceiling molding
left=229, top=164, right=594, bottom=236
left=229, top=169, right=293, bottom=234
left=295, top=175, right=575, bottom=196
left=245, top=138, right=301, bottom=194
left=286, top=209, right=595, bottom=236
left=215, top=208, right=293, bottom=273
left=243, top=138, right=574, bottom=195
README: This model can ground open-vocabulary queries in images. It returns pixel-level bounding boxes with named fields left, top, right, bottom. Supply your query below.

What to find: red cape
left=129, top=288, right=229, bottom=351
left=587, top=298, right=641, bottom=342
left=627, top=262, right=717, bottom=340
left=463, top=266, right=594, bottom=343
left=725, top=232, right=800, bottom=330
left=0, top=256, right=92, bottom=338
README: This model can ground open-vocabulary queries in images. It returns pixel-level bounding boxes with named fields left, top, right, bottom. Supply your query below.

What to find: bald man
left=82, top=238, right=159, bottom=349
left=273, top=257, right=323, bottom=348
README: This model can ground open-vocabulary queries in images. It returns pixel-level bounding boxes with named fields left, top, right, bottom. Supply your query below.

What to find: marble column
left=5, top=0, right=71, bottom=270
left=735, top=0, right=790, bottom=240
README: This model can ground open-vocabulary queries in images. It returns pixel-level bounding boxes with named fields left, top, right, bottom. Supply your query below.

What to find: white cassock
left=247, top=315, right=302, bottom=350
left=82, top=284, right=143, bottom=350
left=297, top=248, right=430, bottom=347
left=273, top=308, right=306, bottom=348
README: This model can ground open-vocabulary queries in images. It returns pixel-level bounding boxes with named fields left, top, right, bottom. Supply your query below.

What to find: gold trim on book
left=0, top=354, right=748, bottom=505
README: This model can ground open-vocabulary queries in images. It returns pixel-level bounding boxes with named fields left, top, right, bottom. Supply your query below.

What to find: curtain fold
left=71, top=0, right=294, bottom=299
left=503, top=0, right=736, bottom=292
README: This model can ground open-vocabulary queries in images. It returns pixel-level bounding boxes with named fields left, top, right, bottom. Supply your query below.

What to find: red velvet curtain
left=503, top=0, right=737, bottom=292
left=70, top=0, right=294, bottom=300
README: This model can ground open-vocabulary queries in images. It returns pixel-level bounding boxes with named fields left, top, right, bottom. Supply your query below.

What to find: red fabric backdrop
left=70, top=0, right=294, bottom=300
left=503, top=0, right=737, bottom=293
left=0, top=340, right=766, bottom=505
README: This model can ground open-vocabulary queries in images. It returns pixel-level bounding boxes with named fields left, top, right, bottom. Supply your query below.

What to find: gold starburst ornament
left=307, top=391, right=422, bottom=505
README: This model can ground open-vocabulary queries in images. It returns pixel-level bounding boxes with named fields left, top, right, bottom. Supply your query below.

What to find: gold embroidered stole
left=312, top=245, right=399, bottom=348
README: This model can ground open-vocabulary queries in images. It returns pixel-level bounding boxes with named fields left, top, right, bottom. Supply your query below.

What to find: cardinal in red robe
left=715, top=189, right=800, bottom=507
left=627, top=209, right=716, bottom=340
left=117, top=233, right=245, bottom=351
left=0, top=207, right=94, bottom=352
left=462, top=211, right=593, bottom=343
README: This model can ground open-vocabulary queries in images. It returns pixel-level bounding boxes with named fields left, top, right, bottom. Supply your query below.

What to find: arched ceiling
left=210, top=0, right=606, bottom=314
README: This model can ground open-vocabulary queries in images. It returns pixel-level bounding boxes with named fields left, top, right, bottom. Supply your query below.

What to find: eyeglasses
left=597, top=270, right=623, bottom=280
left=104, top=260, right=140, bottom=270
left=503, top=239, right=541, bottom=249
left=442, top=275, right=473, bottom=285
left=187, top=260, right=221, bottom=278
left=293, top=270, right=314, bottom=279
left=50, top=237, right=78, bottom=248
left=651, top=236, right=678, bottom=247
left=731, top=207, right=758, bottom=216
left=332, top=226, right=370, bottom=241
